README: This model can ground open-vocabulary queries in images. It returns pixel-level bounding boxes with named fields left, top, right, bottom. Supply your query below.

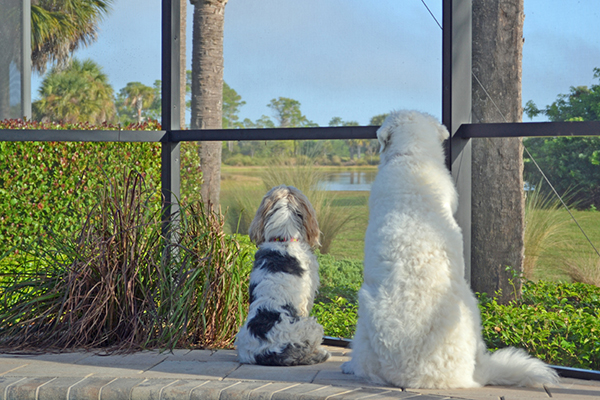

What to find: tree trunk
left=190, top=0, right=227, bottom=210
left=179, top=0, right=186, bottom=129
left=471, top=0, right=525, bottom=304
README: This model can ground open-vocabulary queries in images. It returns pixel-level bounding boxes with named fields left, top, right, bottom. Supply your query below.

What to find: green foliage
left=0, top=169, right=253, bottom=351
left=0, top=119, right=200, bottom=255
left=311, top=253, right=361, bottom=338
left=369, top=113, right=389, bottom=126
left=524, top=136, right=600, bottom=209
left=524, top=67, right=600, bottom=209
left=525, top=68, right=600, bottom=122
left=315, top=252, right=362, bottom=304
left=32, top=58, right=116, bottom=124
left=116, top=81, right=158, bottom=124
left=268, top=97, right=317, bottom=128
left=312, top=296, right=358, bottom=339
left=31, top=0, right=115, bottom=73
left=223, top=82, right=246, bottom=129
left=479, top=280, right=600, bottom=370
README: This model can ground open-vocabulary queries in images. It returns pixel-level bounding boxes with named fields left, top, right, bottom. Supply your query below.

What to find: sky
left=31, top=0, right=600, bottom=126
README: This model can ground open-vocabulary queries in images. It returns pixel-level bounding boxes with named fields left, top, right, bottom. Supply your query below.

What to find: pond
left=319, top=170, right=377, bottom=191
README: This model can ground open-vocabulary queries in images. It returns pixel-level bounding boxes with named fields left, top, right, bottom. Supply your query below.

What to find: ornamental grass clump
left=0, top=168, right=253, bottom=352
left=523, top=182, right=572, bottom=279
left=151, top=204, right=254, bottom=349
left=0, top=170, right=162, bottom=350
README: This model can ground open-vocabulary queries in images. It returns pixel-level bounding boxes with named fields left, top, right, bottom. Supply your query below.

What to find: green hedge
left=479, top=280, right=600, bottom=370
left=0, top=119, right=200, bottom=255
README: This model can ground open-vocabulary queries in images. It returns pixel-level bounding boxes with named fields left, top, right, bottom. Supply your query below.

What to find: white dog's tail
left=475, top=347, right=558, bottom=387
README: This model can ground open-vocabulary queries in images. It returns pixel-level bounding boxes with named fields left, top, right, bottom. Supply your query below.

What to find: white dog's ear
left=377, top=124, right=392, bottom=153
left=437, top=121, right=450, bottom=142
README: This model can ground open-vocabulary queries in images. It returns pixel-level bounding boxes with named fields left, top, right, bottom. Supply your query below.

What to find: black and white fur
left=235, top=185, right=330, bottom=366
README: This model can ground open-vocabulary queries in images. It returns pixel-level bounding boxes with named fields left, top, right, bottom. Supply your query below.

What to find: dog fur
left=235, top=185, right=330, bottom=366
left=341, top=110, right=558, bottom=389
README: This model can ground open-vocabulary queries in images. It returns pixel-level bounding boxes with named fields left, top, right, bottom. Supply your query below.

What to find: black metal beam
left=458, top=120, right=600, bottom=139
left=443, top=0, right=473, bottom=283
left=0, top=130, right=167, bottom=142
left=171, top=126, right=379, bottom=142
left=4, top=121, right=600, bottom=143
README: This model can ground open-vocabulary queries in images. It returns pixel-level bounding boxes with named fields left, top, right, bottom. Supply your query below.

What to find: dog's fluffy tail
left=255, top=343, right=330, bottom=366
left=475, top=347, right=558, bottom=387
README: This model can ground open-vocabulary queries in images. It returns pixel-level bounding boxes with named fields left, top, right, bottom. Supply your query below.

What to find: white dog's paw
left=341, top=360, right=355, bottom=375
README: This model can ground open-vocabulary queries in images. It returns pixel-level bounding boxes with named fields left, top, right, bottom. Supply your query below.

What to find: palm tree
left=117, top=82, right=156, bottom=124
left=31, top=0, right=114, bottom=73
left=190, top=0, right=228, bottom=210
left=33, top=58, right=115, bottom=124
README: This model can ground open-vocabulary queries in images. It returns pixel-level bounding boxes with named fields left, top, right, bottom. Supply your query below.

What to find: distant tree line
left=524, top=67, right=600, bottom=209
left=31, top=58, right=386, bottom=164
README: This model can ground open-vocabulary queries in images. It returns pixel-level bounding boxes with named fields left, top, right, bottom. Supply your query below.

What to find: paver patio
left=1, top=345, right=599, bottom=400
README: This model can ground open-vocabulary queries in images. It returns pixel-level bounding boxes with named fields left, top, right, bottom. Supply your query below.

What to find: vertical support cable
left=161, top=0, right=182, bottom=239
left=442, top=0, right=473, bottom=283
left=22, top=0, right=31, bottom=119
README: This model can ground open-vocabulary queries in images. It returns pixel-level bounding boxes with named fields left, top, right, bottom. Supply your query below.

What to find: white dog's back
left=342, top=110, right=557, bottom=389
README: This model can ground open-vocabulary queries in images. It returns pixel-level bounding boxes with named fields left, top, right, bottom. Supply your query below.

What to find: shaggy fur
left=341, top=110, right=558, bottom=389
left=235, top=185, right=330, bottom=366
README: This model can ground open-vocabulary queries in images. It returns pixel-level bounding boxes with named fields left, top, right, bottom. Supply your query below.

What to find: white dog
left=235, top=185, right=330, bottom=366
left=341, top=110, right=558, bottom=388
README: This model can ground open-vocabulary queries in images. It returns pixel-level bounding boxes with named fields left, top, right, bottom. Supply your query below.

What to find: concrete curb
left=0, top=377, right=434, bottom=400
left=1, top=346, right=599, bottom=400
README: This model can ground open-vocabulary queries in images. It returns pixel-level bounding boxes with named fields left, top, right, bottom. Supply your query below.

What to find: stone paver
left=142, top=360, right=240, bottom=380
left=226, top=364, right=320, bottom=383
left=1, top=346, right=600, bottom=400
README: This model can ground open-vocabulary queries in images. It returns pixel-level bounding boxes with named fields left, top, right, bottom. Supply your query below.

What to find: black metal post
left=442, top=0, right=472, bottom=283
left=161, top=0, right=182, bottom=238
left=22, top=0, right=31, bottom=119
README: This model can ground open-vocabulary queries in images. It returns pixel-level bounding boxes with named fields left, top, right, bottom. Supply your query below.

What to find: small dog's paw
left=341, top=360, right=355, bottom=375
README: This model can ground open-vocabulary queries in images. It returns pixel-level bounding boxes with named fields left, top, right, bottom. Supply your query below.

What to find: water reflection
left=320, top=171, right=377, bottom=191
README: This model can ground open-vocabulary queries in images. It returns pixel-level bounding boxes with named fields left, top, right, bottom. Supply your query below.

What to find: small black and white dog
left=235, top=185, right=330, bottom=366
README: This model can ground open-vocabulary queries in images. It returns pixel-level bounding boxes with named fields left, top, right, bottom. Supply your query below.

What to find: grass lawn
left=532, top=209, right=600, bottom=281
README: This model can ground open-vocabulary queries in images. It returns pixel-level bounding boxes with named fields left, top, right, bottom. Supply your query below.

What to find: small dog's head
left=249, top=185, right=320, bottom=248
left=377, top=110, right=449, bottom=164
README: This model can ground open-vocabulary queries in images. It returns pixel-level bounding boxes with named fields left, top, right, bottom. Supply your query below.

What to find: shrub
left=311, top=253, right=362, bottom=337
left=0, top=168, right=252, bottom=352
left=479, top=280, right=600, bottom=370
left=315, top=253, right=362, bottom=304
left=222, top=154, right=266, bottom=166
left=312, top=297, right=358, bottom=339
left=0, top=119, right=200, bottom=255
left=330, top=155, right=342, bottom=166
